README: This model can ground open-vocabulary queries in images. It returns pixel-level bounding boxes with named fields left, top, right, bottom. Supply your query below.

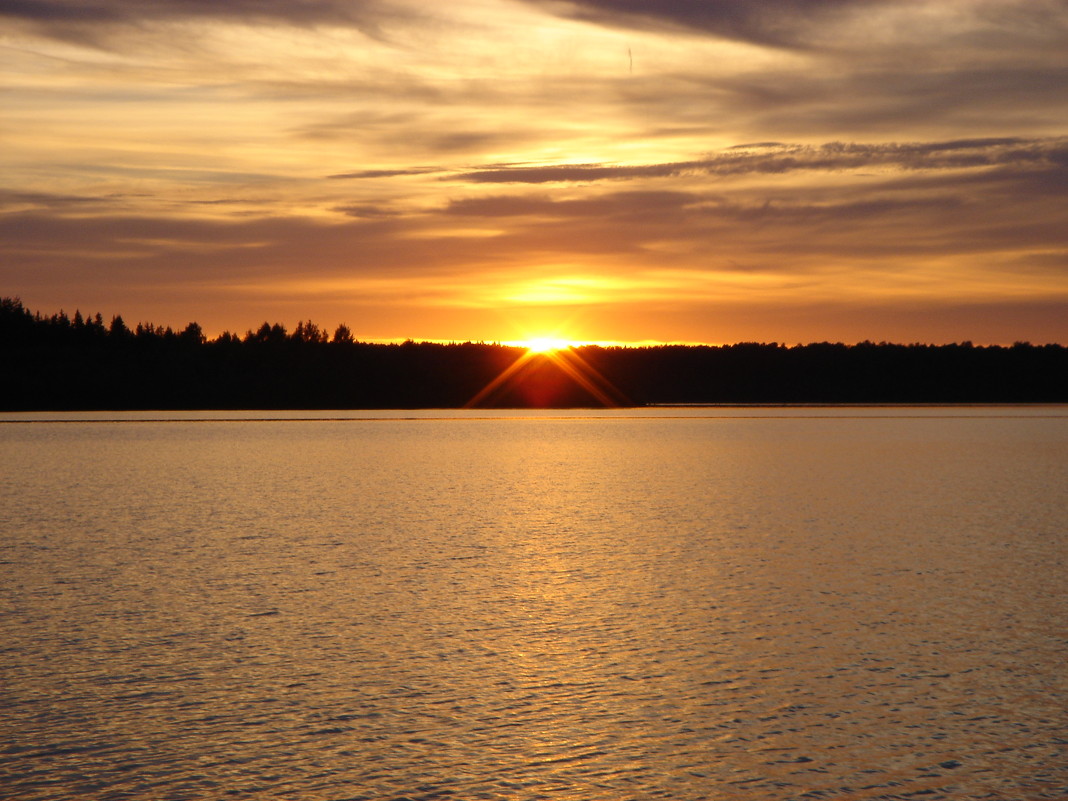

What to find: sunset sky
left=2, top=0, right=1067, bottom=345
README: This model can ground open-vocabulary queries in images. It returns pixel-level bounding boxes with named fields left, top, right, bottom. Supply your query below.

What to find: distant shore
left=4, top=298, right=1067, bottom=409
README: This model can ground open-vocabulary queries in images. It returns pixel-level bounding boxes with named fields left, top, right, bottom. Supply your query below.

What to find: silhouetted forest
left=3, top=297, right=1066, bottom=409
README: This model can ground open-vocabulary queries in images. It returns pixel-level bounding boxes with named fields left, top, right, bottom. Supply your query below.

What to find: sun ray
left=540, top=347, right=628, bottom=407
left=464, top=343, right=630, bottom=408
left=463, top=348, right=540, bottom=408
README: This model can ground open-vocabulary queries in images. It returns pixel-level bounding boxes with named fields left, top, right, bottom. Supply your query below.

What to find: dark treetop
left=3, top=297, right=1066, bottom=410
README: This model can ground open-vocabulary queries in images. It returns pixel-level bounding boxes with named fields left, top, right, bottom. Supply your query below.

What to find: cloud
left=0, top=0, right=396, bottom=28
left=453, top=163, right=680, bottom=184
left=295, top=100, right=559, bottom=162
left=0, top=208, right=549, bottom=293
left=0, top=0, right=421, bottom=51
left=702, top=65, right=1068, bottom=139
left=4, top=147, right=1066, bottom=341
left=518, top=2, right=1068, bottom=143
left=445, top=190, right=698, bottom=219
left=331, top=204, right=401, bottom=218
left=520, top=0, right=862, bottom=48
left=523, top=0, right=1068, bottom=51
left=437, top=138, right=1068, bottom=280
left=7, top=132, right=1062, bottom=290
left=328, top=168, right=442, bottom=180
left=0, top=190, right=115, bottom=211
left=451, top=137, right=1068, bottom=183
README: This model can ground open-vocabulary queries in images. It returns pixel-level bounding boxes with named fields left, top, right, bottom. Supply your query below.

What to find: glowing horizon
left=521, top=338, right=573, bottom=354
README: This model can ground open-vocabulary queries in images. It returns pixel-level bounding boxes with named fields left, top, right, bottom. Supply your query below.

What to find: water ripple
left=1, top=412, right=1066, bottom=799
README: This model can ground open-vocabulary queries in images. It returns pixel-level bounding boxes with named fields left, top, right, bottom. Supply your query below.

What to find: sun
left=523, top=336, right=572, bottom=353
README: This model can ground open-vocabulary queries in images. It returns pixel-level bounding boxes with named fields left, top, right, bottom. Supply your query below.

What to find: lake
left=1, top=407, right=1065, bottom=800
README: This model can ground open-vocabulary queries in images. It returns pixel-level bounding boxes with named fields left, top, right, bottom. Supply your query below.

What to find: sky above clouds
left=2, top=0, right=1067, bottom=344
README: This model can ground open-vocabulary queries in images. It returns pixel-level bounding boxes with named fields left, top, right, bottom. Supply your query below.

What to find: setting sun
left=523, top=337, right=572, bottom=353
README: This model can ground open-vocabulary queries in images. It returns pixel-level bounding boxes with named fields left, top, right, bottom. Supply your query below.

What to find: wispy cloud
left=521, top=0, right=866, bottom=48
left=452, top=137, right=1068, bottom=183
left=0, top=0, right=409, bottom=44
left=524, top=0, right=1068, bottom=51
left=328, top=168, right=443, bottom=180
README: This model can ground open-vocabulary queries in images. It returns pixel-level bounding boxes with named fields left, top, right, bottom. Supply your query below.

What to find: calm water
left=1, top=408, right=1065, bottom=800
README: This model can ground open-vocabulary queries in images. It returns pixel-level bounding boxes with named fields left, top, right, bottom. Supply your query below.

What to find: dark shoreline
left=4, top=297, right=1067, bottom=409
left=3, top=405, right=1067, bottom=424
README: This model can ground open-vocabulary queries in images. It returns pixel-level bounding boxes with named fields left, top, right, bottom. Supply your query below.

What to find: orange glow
left=523, top=337, right=572, bottom=353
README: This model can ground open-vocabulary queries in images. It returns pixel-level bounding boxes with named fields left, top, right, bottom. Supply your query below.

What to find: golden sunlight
left=523, top=337, right=572, bottom=353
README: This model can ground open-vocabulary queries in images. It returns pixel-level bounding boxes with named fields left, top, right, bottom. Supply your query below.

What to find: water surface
left=2, top=408, right=1065, bottom=799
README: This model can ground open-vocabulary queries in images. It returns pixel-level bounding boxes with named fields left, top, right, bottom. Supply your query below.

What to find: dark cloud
left=0, top=0, right=393, bottom=27
left=445, top=190, right=698, bottom=218
left=452, top=137, right=1068, bottom=184
left=716, top=195, right=966, bottom=225
left=328, top=168, right=442, bottom=180
left=332, top=204, right=400, bottom=218
left=548, top=4, right=1068, bottom=146
left=0, top=0, right=414, bottom=48
left=611, top=59, right=1068, bottom=144
left=762, top=66, right=1068, bottom=137
left=520, top=0, right=861, bottom=48
left=0, top=210, right=513, bottom=288
left=452, top=163, right=683, bottom=184
left=0, top=190, right=112, bottom=210
left=523, top=0, right=1068, bottom=51
left=445, top=195, right=561, bottom=216
left=730, top=142, right=786, bottom=149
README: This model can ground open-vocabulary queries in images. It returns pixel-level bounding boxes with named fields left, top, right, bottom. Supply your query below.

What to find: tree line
left=2, top=297, right=1066, bottom=409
